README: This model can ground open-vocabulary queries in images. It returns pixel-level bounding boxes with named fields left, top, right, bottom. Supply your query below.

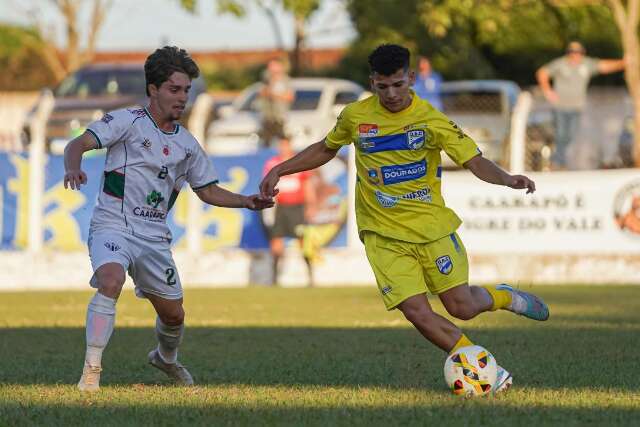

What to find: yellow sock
left=449, top=334, right=473, bottom=354
left=483, top=285, right=512, bottom=311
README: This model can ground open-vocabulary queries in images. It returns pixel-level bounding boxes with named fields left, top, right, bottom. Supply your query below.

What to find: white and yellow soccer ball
left=444, top=345, right=498, bottom=397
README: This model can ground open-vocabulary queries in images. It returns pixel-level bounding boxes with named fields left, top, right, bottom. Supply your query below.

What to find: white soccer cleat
left=148, top=349, right=194, bottom=386
left=77, top=364, right=102, bottom=392
left=493, top=365, right=513, bottom=394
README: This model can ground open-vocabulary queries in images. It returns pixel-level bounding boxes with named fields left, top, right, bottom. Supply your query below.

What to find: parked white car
left=205, top=78, right=366, bottom=154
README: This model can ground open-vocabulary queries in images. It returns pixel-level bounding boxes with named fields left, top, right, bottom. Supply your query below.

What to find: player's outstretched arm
left=195, top=184, right=275, bottom=211
left=63, top=131, right=98, bottom=190
left=464, top=155, right=536, bottom=194
left=260, top=140, right=338, bottom=198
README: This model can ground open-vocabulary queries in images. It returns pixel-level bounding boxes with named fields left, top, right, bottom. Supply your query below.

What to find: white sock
left=155, top=317, right=183, bottom=364
left=84, top=292, right=116, bottom=367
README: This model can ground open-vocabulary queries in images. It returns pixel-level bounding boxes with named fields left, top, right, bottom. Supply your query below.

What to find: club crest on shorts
left=436, top=255, right=453, bottom=275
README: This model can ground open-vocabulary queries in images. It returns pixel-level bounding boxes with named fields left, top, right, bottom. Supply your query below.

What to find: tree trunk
left=290, top=15, right=306, bottom=76
left=608, top=0, right=640, bottom=167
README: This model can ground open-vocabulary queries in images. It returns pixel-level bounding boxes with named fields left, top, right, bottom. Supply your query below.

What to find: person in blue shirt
left=412, top=55, right=443, bottom=110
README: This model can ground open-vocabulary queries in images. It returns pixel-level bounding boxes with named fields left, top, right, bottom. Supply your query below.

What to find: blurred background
left=1, top=0, right=639, bottom=290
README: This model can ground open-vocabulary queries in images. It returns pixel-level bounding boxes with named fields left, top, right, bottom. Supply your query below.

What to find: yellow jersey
left=325, top=92, right=480, bottom=243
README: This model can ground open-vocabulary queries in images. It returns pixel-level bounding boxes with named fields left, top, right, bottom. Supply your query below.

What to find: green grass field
left=1, top=285, right=639, bottom=426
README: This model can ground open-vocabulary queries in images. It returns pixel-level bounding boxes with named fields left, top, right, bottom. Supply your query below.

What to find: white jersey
left=86, top=107, right=218, bottom=242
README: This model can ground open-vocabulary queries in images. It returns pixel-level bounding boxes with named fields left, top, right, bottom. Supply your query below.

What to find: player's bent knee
left=444, top=303, right=477, bottom=321
left=159, top=306, right=184, bottom=326
left=95, top=268, right=125, bottom=298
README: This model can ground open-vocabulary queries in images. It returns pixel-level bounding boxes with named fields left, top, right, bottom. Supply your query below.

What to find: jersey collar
left=144, top=107, right=180, bottom=135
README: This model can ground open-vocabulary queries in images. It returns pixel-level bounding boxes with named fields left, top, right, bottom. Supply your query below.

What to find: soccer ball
left=444, top=345, right=498, bottom=397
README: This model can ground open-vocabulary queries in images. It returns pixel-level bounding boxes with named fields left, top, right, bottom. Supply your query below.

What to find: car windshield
left=441, top=90, right=504, bottom=114
left=55, top=68, right=146, bottom=98
left=239, top=88, right=322, bottom=112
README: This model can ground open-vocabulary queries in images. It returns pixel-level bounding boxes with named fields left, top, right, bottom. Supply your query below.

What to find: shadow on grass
left=1, top=400, right=639, bottom=427
left=1, top=326, right=638, bottom=391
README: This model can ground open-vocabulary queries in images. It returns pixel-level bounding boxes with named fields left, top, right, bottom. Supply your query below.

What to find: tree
left=606, top=0, right=640, bottom=166
left=179, top=0, right=320, bottom=75
left=0, top=24, right=56, bottom=90
left=20, top=0, right=114, bottom=82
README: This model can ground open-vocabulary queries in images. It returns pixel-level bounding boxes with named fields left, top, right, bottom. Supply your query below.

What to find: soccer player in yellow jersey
left=260, top=44, right=549, bottom=393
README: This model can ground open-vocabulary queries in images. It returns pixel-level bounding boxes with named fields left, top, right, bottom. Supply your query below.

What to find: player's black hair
left=144, top=46, right=200, bottom=96
left=368, top=44, right=410, bottom=76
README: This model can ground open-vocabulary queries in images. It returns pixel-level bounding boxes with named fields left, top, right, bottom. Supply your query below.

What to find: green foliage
left=0, top=24, right=56, bottom=91
left=339, top=0, right=622, bottom=85
left=1, top=286, right=640, bottom=425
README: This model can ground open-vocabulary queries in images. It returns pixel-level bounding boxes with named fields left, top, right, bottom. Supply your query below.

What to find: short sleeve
left=187, top=142, right=219, bottom=190
left=584, top=57, right=600, bottom=76
left=85, top=109, right=133, bottom=149
left=325, top=105, right=354, bottom=150
left=544, top=58, right=563, bottom=76
left=431, top=111, right=481, bottom=166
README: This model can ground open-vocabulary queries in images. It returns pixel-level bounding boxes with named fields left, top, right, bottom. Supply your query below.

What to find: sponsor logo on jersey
left=381, top=285, right=392, bottom=295
left=367, top=168, right=381, bottom=185
left=375, top=190, right=398, bottom=208
left=185, top=148, right=193, bottom=159
left=407, top=129, right=426, bottom=150
left=103, top=241, right=120, bottom=251
left=146, top=190, right=165, bottom=208
left=358, top=138, right=375, bottom=151
left=133, top=207, right=166, bottom=222
left=374, top=187, right=432, bottom=208
left=436, top=255, right=453, bottom=275
left=358, top=123, right=378, bottom=137
left=402, top=187, right=432, bottom=202
left=380, top=160, right=427, bottom=185
left=162, top=145, right=170, bottom=156
left=142, top=138, right=152, bottom=149
left=101, top=113, right=114, bottom=124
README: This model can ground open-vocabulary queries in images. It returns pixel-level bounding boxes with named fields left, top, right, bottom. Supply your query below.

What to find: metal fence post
left=509, top=91, right=533, bottom=174
left=27, top=89, right=54, bottom=253
left=186, top=93, right=214, bottom=254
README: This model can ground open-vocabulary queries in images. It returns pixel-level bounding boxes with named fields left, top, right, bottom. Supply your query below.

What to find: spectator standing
left=536, top=41, right=625, bottom=169
left=258, top=59, right=294, bottom=147
left=263, top=138, right=316, bottom=286
left=412, top=56, right=443, bottom=110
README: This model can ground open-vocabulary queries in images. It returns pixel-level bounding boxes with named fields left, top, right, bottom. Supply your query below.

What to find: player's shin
left=155, top=317, right=184, bottom=364
left=84, top=292, right=117, bottom=367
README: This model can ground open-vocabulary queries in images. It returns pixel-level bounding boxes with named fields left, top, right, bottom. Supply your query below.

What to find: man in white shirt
left=64, top=46, right=273, bottom=391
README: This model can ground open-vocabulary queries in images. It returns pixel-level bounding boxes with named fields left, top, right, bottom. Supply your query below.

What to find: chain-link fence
left=524, top=86, right=632, bottom=171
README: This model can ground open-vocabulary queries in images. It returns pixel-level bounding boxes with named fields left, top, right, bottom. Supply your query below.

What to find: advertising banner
left=0, top=150, right=349, bottom=250
left=443, top=169, right=640, bottom=254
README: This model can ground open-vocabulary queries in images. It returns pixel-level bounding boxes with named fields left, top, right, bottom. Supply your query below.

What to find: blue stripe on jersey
left=358, top=133, right=410, bottom=154
left=450, top=233, right=461, bottom=253
left=436, top=166, right=442, bottom=178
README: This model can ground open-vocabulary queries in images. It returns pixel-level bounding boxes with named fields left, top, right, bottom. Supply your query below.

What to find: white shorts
left=88, top=228, right=183, bottom=300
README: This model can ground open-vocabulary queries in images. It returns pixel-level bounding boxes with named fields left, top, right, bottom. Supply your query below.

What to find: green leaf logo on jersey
left=146, top=190, right=165, bottom=208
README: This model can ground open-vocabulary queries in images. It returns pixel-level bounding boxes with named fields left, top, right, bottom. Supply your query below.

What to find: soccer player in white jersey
left=64, top=46, right=274, bottom=392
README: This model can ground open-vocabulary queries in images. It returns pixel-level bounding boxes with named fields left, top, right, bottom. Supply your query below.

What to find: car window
left=441, top=90, right=504, bottom=113
left=291, top=90, right=322, bottom=111
left=55, top=69, right=145, bottom=98
left=334, top=91, right=359, bottom=106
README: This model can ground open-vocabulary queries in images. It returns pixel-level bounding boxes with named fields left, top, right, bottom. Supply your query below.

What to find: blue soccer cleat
left=496, top=284, right=550, bottom=321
